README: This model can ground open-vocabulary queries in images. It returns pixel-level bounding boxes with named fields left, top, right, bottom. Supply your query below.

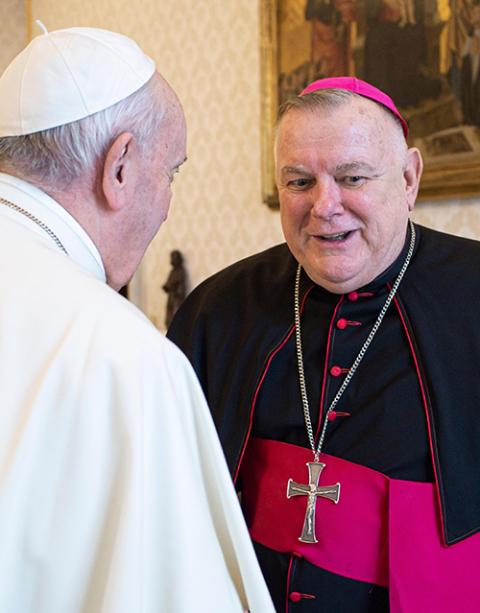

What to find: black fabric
left=254, top=542, right=389, bottom=613
left=252, top=278, right=433, bottom=481
left=167, top=224, right=480, bottom=545
left=243, top=236, right=431, bottom=611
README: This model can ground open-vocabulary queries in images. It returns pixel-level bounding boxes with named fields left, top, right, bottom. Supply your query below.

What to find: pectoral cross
left=287, top=462, right=340, bottom=543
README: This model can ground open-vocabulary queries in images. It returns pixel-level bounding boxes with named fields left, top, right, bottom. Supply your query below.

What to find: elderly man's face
left=276, top=98, right=421, bottom=293
left=136, top=100, right=187, bottom=246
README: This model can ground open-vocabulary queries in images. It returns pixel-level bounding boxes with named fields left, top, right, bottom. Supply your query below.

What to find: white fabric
left=0, top=174, right=274, bottom=613
left=0, top=27, right=155, bottom=136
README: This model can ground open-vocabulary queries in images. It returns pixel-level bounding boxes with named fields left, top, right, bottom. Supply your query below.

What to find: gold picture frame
left=260, top=0, right=480, bottom=209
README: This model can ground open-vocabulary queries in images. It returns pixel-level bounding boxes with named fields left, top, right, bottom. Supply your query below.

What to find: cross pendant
left=287, top=461, right=340, bottom=543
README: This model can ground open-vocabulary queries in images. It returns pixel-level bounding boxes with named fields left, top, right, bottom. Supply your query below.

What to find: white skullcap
left=0, top=24, right=156, bottom=137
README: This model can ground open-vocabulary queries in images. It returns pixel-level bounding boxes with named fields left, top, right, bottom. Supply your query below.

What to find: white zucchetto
left=0, top=25, right=156, bottom=137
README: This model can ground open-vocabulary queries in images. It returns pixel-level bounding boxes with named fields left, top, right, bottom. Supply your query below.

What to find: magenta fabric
left=300, top=76, right=408, bottom=138
left=241, top=437, right=480, bottom=612
left=389, top=479, right=480, bottom=612
left=241, top=437, right=389, bottom=585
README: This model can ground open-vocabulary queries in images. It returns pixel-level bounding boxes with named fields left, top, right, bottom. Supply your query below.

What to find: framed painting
left=260, top=0, right=480, bottom=208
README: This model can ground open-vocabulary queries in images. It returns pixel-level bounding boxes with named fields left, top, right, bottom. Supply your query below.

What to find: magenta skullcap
left=300, top=77, right=408, bottom=139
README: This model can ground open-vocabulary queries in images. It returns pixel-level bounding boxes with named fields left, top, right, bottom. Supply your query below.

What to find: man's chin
left=302, top=265, right=366, bottom=295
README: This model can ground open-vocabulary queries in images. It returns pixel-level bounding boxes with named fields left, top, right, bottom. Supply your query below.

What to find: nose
left=311, top=178, right=343, bottom=219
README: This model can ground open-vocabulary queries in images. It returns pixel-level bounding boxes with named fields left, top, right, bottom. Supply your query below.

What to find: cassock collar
left=0, top=172, right=106, bottom=283
left=361, top=222, right=419, bottom=292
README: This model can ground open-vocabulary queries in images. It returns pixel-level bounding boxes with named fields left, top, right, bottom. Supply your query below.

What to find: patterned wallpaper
left=14, top=0, right=480, bottom=330
left=0, top=1, right=26, bottom=74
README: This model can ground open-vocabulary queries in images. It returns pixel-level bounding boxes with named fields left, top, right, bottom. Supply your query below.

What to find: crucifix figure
left=287, top=462, right=341, bottom=543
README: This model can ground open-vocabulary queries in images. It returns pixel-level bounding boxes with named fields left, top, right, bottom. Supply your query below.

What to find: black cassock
left=168, top=225, right=480, bottom=612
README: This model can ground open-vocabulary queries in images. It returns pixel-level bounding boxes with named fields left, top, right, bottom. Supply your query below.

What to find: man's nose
left=311, top=178, right=343, bottom=219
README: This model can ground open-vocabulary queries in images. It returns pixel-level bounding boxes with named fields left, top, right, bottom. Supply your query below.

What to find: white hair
left=0, top=75, right=164, bottom=191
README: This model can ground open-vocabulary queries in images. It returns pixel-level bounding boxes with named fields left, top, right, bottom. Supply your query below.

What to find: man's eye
left=287, top=178, right=313, bottom=189
left=340, top=176, right=365, bottom=186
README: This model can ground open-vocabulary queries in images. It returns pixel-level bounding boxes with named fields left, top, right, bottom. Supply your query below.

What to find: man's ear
left=102, top=132, right=135, bottom=211
left=404, top=147, right=423, bottom=212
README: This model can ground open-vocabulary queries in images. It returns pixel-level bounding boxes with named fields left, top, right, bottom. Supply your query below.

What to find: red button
left=336, top=318, right=347, bottom=330
left=347, top=291, right=359, bottom=301
left=289, top=592, right=302, bottom=602
left=330, top=365, right=342, bottom=377
left=328, top=411, right=337, bottom=421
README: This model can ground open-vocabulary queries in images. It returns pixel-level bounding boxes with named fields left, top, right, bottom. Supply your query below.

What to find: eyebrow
left=279, top=161, right=381, bottom=180
left=174, top=156, right=188, bottom=170
left=334, top=162, right=378, bottom=174
left=279, top=165, right=311, bottom=178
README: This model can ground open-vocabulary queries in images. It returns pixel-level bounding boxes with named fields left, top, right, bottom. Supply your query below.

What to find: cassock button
left=336, top=318, right=347, bottom=330
left=328, top=410, right=350, bottom=421
left=347, top=291, right=359, bottom=301
left=330, top=365, right=342, bottom=377
left=289, top=592, right=302, bottom=603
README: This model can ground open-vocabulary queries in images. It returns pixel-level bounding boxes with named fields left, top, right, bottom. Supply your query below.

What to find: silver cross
left=287, top=462, right=340, bottom=543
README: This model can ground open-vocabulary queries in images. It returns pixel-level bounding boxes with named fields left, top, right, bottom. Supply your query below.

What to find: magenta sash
left=241, top=438, right=480, bottom=612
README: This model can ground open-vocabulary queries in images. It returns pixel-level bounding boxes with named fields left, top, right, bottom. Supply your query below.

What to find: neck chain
left=0, top=196, right=68, bottom=255
left=294, top=220, right=416, bottom=462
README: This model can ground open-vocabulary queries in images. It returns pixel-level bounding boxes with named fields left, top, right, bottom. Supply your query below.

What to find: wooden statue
left=162, top=250, right=186, bottom=328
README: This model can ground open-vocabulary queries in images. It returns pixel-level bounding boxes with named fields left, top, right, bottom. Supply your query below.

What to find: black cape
left=168, top=224, right=480, bottom=546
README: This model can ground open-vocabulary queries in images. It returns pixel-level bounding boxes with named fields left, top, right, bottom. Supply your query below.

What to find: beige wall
left=18, top=1, right=480, bottom=329
left=0, top=1, right=26, bottom=73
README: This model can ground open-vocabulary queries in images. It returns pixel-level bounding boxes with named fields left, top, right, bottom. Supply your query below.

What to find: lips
left=317, top=230, right=353, bottom=242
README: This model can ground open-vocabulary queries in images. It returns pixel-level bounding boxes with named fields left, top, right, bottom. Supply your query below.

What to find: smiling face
left=276, top=96, right=422, bottom=293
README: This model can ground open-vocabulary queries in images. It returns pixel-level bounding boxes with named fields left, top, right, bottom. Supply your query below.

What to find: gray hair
left=277, top=89, right=405, bottom=141
left=0, top=74, right=164, bottom=191
left=278, top=88, right=355, bottom=122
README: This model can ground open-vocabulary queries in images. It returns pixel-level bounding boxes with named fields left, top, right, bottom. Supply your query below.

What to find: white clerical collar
left=0, top=172, right=106, bottom=283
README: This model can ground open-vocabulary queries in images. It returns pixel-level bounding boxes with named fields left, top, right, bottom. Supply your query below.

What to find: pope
left=0, top=24, right=274, bottom=613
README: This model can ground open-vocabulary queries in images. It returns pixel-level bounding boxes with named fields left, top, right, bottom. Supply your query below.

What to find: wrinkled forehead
left=276, top=95, right=404, bottom=147
left=274, top=98, right=409, bottom=178
left=277, top=85, right=406, bottom=137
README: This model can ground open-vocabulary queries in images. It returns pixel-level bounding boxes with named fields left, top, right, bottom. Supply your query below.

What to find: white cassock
left=0, top=172, right=274, bottom=613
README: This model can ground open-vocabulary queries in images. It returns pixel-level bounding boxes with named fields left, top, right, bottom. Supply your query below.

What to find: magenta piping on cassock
left=233, top=284, right=315, bottom=485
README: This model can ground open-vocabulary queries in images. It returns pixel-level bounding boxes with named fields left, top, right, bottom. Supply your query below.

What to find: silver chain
left=0, top=196, right=68, bottom=255
left=294, top=220, right=416, bottom=462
